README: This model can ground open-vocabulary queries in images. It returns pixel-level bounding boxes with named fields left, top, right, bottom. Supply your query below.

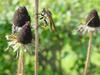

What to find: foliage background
left=0, top=0, right=100, bottom=75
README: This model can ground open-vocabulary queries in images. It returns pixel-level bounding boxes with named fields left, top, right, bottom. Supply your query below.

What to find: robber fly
left=40, top=8, right=56, bottom=32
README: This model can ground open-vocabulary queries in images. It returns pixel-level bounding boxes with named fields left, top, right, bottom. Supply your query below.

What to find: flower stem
left=34, top=0, right=39, bottom=75
left=83, top=32, right=93, bottom=75
left=17, top=50, right=24, bottom=75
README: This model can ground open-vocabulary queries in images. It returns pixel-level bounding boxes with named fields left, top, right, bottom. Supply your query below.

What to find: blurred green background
left=0, top=0, right=100, bottom=75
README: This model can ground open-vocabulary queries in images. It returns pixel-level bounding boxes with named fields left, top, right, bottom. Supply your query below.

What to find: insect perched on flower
left=40, top=8, right=56, bottom=32
left=76, top=9, right=100, bottom=35
left=12, top=6, right=31, bottom=33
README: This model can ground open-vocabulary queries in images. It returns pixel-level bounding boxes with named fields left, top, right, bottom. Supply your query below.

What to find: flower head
left=12, top=6, right=31, bottom=33
left=6, top=22, right=33, bottom=56
left=17, top=21, right=32, bottom=44
left=77, top=9, right=100, bottom=35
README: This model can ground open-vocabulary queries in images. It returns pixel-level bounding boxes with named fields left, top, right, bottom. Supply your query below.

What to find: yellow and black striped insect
left=40, top=8, right=56, bottom=32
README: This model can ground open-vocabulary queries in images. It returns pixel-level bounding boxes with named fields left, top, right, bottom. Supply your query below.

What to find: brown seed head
left=17, top=21, right=32, bottom=44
